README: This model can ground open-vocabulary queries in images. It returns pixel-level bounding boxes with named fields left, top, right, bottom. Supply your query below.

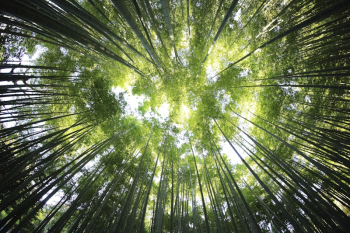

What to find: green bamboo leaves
left=1, top=0, right=350, bottom=232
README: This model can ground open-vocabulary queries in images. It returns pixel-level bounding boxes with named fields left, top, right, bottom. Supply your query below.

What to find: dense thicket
left=0, top=0, right=350, bottom=232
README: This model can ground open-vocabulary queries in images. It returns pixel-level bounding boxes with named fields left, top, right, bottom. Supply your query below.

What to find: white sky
left=112, top=86, right=170, bottom=123
left=112, top=85, right=249, bottom=166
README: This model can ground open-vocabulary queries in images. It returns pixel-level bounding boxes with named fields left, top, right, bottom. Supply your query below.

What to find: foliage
left=1, top=0, right=350, bottom=232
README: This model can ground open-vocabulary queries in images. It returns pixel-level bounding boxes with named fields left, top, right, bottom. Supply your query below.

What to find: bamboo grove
left=0, top=0, right=350, bottom=232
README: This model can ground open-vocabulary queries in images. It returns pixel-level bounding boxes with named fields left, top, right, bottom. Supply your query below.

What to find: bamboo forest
left=1, top=0, right=350, bottom=232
